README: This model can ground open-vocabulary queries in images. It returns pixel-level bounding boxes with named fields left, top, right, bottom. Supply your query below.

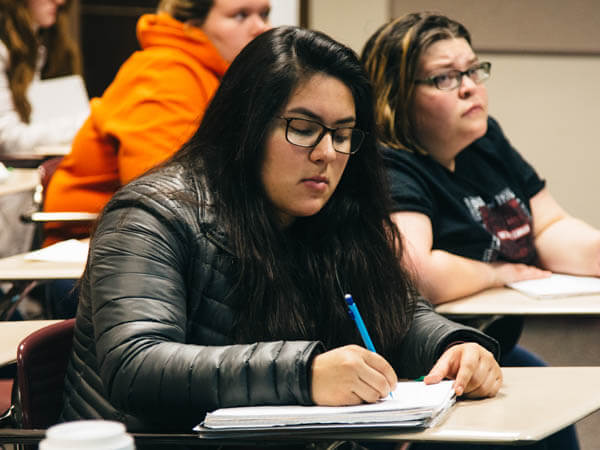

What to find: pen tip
left=344, top=294, right=353, bottom=305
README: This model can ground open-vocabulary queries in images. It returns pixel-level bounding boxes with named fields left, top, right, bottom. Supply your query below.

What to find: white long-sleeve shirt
left=0, top=40, right=87, bottom=155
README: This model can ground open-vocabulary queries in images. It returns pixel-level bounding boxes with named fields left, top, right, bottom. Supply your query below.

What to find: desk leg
left=0, top=281, right=38, bottom=320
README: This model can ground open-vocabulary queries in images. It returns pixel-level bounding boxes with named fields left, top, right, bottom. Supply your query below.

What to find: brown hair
left=361, top=12, right=470, bottom=153
left=0, top=0, right=81, bottom=123
left=157, top=0, right=214, bottom=25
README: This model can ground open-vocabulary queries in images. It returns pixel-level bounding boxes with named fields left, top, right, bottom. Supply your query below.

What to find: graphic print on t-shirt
left=463, top=187, right=536, bottom=263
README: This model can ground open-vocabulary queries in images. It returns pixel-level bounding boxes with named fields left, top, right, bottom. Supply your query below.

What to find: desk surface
left=195, top=367, right=600, bottom=445
left=0, top=252, right=85, bottom=281
left=0, top=145, right=69, bottom=168
left=0, top=239, right=88, bottom=281
left=435, top=287, right=600, bottom=316
left=0, top=169, right=38, bottom=196
left=0, top=367, right=598, bottom=445
left=0, top=320, right=62, bottom=366
left=32, top=144, right=70, bottom=156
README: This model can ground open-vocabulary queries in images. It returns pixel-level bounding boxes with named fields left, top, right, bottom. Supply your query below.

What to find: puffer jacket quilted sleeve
left=394, top=298, right=500, bottom=378
left=61, top=165, right=324, bottom=431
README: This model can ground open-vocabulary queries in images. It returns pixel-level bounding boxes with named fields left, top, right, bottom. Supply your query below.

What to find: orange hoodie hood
left=137, top=13, right=229, bottom=79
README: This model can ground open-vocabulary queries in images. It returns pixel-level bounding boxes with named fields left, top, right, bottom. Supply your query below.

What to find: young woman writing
left=60, top=27, right=500, bottom=445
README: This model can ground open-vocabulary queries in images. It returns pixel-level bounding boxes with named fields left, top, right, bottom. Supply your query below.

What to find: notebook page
left=507, top=273, right=600, bottom=299
left=202, top=380, right=454, bottom=428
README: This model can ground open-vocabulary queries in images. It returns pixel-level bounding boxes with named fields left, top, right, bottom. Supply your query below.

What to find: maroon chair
left=14, top=319, right=75, bottom=429
left=20, top=156, right=98, bottom=231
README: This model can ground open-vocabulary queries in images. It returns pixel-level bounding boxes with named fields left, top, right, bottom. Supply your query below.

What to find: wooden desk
left=0, top=253, right=85, bottom=282
left=195, top=367, right=600, bottom=445
left=0, top=156, right=45, bottom=169
left=1, top=367, right=596, bottom=446
left=0, top=169, right=38, bottom=197
left=0, top=145, right=68, bottom=169
left=0, top=320, right=62, bottom=366
left=0, top=169, right=38, bottom=259
left=0, top=241, right=87, bottom=282
left=0, top=241, right=87, bottom=319
left=33, top=144, right=70, bottom=156
left=435, top=287, right=600, bottom=316
left=434, top=287, right=600, bottom=448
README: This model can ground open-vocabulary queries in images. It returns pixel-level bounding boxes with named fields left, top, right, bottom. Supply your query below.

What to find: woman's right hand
left=310, top=345, right=397, bottom=406
left=489, top=261, right=551, bottom=287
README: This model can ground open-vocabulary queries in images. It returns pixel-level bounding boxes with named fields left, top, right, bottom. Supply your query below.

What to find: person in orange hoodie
left=40, top=0, right=271, bottom=319
left=43, top=0, right=272, bottom=247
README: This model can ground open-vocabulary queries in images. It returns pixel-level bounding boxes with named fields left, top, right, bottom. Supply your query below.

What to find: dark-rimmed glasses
left=278, top=117, right=365, bottom=155
left=415, top=61, right=491, bottom=91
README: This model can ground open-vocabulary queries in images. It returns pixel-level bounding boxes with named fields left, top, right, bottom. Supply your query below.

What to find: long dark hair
left=174, top=26, right=415, bottom=362
left=361, top=12, right=470, bottom=153
left=0, top=0, right=81, bottom=122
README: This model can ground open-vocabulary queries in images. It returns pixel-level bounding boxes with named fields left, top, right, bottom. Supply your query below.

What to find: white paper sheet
left=24, top=239, right=89, bottom=263
left=27, top=75, right=89, bottom=123
left=507, top=273, right=600, bottom=299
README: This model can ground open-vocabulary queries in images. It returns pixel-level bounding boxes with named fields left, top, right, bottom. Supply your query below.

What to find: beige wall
left=308, top=0, right=388, bottom=53
left=391, top=0, right=600, bottom=54
left=308, top=1, right=600, bottom=228
left=483, top=53, right=600, bottom=228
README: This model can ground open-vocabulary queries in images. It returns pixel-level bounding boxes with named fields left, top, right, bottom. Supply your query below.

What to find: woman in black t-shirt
left=361, top=13, right=600, bottom=306
left=361, top=13, right=600, bottom=450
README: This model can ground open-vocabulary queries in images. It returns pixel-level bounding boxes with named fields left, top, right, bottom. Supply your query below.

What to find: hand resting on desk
left=310, top=342, right=501, bottom=406
left=424, top=342, right=502, bottom=399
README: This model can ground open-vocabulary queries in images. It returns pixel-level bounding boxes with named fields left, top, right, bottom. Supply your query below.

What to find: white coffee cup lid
left=40, top=420, right=135, bottom=449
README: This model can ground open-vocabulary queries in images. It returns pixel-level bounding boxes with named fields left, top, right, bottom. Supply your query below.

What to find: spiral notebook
left=195, top=380, right=455, bottom=436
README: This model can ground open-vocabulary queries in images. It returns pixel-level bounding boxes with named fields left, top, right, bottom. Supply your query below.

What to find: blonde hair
left=361, top=12, right=470, bottom=153
left=157, top=0, right=214, bottom=24
left=0, top=0, right=81, bottom=123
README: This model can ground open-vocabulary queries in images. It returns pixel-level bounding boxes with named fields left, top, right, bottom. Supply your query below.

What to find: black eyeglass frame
left=414, top=61, right=492, bottom=91
left=277, top=117, right=365, bottom=155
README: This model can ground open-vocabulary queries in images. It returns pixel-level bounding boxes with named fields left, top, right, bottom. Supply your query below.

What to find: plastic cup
left=39, top=420, right=135, bottom=449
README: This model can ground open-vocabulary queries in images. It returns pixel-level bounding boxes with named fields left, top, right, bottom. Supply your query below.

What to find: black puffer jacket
left=61, top=164, right=499, bottom=432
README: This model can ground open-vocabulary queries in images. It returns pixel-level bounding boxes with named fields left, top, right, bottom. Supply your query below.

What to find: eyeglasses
left=415, top=61, right=491, bottom=91
left=278, top=117, right=365, bottom=155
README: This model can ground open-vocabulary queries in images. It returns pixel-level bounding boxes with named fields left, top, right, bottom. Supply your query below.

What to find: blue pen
left=345, top=294, right=376, bottom=352
left=345, top=294, right=394, bottom=399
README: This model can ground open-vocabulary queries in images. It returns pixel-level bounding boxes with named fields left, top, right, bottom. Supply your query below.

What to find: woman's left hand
left=423, top=342, right=502, bottom=398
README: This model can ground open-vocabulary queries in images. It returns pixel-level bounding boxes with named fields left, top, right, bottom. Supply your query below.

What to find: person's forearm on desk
left=411, top=249, right=550, bottom=304
left=392, top=211, right=549, bottom=304
left=535, top=217, right=600, bottom=275
left=532, top=188, right=600, bottom=276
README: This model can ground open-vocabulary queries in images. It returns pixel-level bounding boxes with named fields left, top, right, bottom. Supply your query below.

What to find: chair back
left=31, top=156, right=63, bottom=211
left=38, top=157, right=64, bottom=193
left=15, top=319, right=75, bottom=429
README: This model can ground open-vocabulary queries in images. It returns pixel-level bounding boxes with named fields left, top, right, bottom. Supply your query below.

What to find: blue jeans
left=45, top=278, right=79, bottom=318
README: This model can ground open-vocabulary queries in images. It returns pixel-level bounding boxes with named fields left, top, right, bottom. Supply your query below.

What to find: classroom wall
left=308, top=0, right=600, bottom=228
left=482, top=53, right=600, bottom=229
left=270, top=0, right=299, bottom=26
left=308, top=0, right=388, bottom=55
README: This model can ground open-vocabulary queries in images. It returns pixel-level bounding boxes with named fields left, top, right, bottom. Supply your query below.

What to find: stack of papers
left=508, top=273, right=600, bottom=299
left=196, top=380, right=455, bottom=434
